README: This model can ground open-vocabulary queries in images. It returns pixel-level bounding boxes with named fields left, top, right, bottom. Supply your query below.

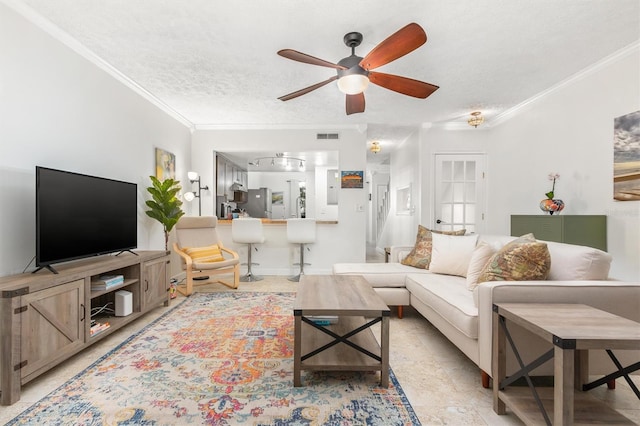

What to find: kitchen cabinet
left=216, top=154, right=247, bottom=200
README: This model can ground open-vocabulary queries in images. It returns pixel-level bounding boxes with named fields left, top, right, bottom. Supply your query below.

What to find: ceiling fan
left=277, top=23, right=439, bottom=115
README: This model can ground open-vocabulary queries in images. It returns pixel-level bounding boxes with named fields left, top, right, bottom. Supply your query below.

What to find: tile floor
left=1, top=274, right=639, bottom=425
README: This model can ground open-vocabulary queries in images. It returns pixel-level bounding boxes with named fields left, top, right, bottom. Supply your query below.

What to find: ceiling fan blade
left=346, top=93, right=365, bottom=115
left=278, top=76, right=338, bottom=101
left=369, top=71, right=439, bottom=99
left=359, top=23, right=427, bottom=71
left=278, top=49, right=347, bottom=70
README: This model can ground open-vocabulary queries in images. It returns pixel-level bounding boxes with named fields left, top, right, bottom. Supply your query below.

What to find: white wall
left=486, top=47, right=640, bottom=280
left=191, top=128, right=367, bottom=268
left=0, top=4, right=191, bottom=276
left=416, top=47, right=640, bottom=281
left=378, top=130, right=422, bottom=249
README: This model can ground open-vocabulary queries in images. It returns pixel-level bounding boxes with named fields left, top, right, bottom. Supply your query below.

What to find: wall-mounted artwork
left=155, top=148, right=176, bottom=180
left=341, top=171, right=363, bottom=189
left=272, top=191, right=284, bottom=205
left=613, top=110, right=640, bottom=201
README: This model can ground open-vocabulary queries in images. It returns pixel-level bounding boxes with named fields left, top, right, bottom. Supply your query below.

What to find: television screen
left=36, top=166, right=137, bottom=270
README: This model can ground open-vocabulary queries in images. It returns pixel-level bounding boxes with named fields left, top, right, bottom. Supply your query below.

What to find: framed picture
left=613, top=110, right=640, bottom=201
left=155, top=148, right=176, bottom=180
left=272, top=191, right=284, bottom=205
left=341, top=170, right=363, bottom=189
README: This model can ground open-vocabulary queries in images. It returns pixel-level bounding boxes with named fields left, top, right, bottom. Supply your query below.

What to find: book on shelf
left=91, top=274, right=124, bottom=290
left=307, top=315, right=339, bottom=326
left=90, top=321, right=110, bottom=336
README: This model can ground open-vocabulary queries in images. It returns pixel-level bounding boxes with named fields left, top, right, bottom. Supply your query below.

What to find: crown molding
left=492, top=40, right=640, bottom=126
left=3, top=0, right=195, bottom=131
left=193, top=123, right=363, bottom=131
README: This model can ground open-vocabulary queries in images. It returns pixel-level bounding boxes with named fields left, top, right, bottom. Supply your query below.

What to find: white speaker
left=115, top=290, right=133, bottom=317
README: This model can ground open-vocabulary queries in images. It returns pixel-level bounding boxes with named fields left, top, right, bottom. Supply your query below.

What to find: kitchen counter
left=217, top=218, right=338, bottom=225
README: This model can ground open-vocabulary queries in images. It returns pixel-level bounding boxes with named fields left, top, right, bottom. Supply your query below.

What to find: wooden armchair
left=173, top=216, right=239, bottom=296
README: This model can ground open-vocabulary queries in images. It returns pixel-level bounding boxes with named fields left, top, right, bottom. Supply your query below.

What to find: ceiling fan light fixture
left=468, top=111, right=484, bottom=128
left=370, top=141, right=381, bottom=154
left=337, top=74, right=369, bottom=95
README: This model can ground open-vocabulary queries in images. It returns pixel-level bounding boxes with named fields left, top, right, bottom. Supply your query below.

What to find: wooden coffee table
left=293, top=275, right=390, bottom=387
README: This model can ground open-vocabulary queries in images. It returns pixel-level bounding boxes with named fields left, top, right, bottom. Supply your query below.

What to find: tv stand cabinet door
left=19, top=279, right=85, bottom=383
left=142, top=256, right=170, bottom=310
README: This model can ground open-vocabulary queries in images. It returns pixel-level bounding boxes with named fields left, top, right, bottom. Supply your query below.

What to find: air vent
left=317, top=133, right=340, bottom=140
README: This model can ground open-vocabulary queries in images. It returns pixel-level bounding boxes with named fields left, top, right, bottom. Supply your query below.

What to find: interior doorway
left=433, top=154, right=486, bottom=234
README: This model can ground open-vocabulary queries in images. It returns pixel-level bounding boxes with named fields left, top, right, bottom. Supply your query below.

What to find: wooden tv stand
left=0, top=251, right=170, bottom=405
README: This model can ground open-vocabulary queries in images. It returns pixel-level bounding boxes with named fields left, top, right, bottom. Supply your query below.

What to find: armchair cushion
left=183, top=244, right=224, bottom=263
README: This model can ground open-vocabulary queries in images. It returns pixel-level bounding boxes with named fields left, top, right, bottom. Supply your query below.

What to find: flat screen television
left=36, top=166, right=138, bottom=273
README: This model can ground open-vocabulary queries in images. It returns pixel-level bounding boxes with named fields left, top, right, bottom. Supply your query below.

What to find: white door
left=433, top=154, right=486, bottom=234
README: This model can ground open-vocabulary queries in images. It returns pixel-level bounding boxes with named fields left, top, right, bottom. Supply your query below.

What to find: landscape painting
left=613, top=110, right=640, bottom=201
left=341, top=170, right=364, bottom=188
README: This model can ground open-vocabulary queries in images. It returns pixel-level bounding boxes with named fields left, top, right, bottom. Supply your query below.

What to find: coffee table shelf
left=299, top=316, right=383, bottom=370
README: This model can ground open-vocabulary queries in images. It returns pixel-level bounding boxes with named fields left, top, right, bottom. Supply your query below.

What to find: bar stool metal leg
left=241, top=242, right=263, bottom=282
left=289, top=243, right=309, bottom=282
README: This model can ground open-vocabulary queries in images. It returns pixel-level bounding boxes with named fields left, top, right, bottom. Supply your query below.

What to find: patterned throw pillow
left=476, top=234, right=550, bottom=283
left=401, top=225, right=466, bottom=269
left=183, top=245, right=224, bottom=263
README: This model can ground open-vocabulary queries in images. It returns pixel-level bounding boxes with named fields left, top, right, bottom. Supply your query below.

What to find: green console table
left=510, top=215, right=607, bottom=251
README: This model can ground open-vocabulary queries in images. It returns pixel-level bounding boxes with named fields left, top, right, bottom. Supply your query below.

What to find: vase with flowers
left=539, top=172, right=564, bottom=215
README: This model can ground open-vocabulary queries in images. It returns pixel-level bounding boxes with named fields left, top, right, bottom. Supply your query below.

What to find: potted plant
left=145, top=176, right=185, bottom=250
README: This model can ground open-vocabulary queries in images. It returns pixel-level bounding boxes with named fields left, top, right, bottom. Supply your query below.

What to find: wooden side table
left=492, top=303, right=640, bottom=425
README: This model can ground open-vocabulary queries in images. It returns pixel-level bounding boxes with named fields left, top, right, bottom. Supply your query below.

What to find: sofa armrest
left=389, top=246, right=414, bottom=263
left=476, top=280, right=640, bottom=375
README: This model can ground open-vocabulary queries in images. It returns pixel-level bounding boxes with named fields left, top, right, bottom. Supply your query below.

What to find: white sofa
left=333, top=235, right=640, bottom=386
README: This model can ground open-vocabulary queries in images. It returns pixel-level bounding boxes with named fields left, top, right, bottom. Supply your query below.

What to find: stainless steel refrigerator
left=239, top=188, right=272, bottom=218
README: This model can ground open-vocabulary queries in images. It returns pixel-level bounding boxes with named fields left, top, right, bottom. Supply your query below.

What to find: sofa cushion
left=466, top=241, right=496, bottom=290
left=332, top=262, right=430, bottom=288
left=401, top=225, right=466, bottom=269
left=406, top=273, right=478, bottom=339
left=429, top=233, right=479, bottom=277
left=477, top=234, right=551, bottom=283
left=544, top=240, right=612, bottom=280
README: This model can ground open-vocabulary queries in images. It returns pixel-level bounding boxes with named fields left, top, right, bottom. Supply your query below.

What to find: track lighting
left=252, top=154, right=306, bottom=170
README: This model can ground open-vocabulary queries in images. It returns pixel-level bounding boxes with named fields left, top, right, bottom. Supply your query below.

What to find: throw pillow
left=476, top=234, right=551, bottom=283
left=428, top=233, right=479, bottom=277
left=183, top=244, right=224, bottom=263
left=401, top=225, right=466, bottom=269
left=466, top=241, right=496, bottom=290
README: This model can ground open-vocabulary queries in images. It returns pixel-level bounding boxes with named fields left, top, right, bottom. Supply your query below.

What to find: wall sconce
left=467, top=111, right=485, bottom=128
left=183, top=171, right=209, bottom=216
left=370, top=141, right=381, bottom=154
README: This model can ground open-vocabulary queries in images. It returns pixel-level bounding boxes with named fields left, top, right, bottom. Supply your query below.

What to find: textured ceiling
left=7, top=0, right=640, bottom=166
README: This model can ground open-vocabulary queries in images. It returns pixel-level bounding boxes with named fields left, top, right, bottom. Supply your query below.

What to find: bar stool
left=231, top=218, right=265, bottom=282
left=287, top=218, right=316, bottom=282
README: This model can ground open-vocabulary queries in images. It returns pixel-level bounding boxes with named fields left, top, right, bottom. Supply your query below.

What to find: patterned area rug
left=8, top=292, right=420, bottom=425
